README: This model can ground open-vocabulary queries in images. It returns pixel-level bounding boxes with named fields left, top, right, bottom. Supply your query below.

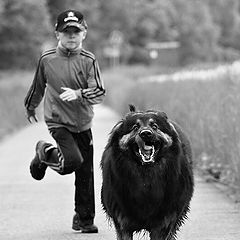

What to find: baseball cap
left=55, top=10, right=88, bottom=32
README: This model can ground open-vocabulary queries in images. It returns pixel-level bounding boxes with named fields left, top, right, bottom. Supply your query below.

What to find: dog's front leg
left=116, top=229, right=133, bottom=240
left=150, top=228, right=176, bottom=240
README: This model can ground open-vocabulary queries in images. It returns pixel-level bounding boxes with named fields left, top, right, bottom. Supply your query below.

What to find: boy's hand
left=60, top=87, right=78, bottom=101
left=26, top=109, right=38, bottom=123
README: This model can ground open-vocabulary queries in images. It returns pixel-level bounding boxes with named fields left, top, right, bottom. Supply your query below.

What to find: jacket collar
left=56, top=42, right=82, bottom=56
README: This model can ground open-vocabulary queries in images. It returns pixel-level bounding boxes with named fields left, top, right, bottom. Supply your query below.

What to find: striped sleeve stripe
left=24, top=49, right=56, bottom=109
left=93, top=60, right=104, bottom=89
left=81, top=49, right=95, bottom=60
left=82, top=88, right=105, bottom=99
left=80, top=49, right=104, bottom=89
left=85, top=91, right=105, bottom=99
left=24, top=82, right=35, bottom=109
left=83, top=87, right=103, bottom=95
left=42, top=48, right=56, bottom=56
left=24, top=65, right=41, bottom=109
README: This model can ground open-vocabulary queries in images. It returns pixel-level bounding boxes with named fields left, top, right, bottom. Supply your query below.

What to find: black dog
left=101, top=105, right=194, bottom=240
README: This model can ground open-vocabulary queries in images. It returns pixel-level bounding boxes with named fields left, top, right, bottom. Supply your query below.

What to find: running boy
left=24, top=10, right=105, bottom=233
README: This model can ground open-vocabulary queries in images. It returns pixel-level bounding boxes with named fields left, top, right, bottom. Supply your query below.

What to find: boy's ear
left=83, top=30, right=87, bottom=40
left=55, top=31, right=60, bottom=40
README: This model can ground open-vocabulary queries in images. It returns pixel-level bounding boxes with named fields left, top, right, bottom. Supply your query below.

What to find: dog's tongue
left=144, top=145, right=152, bottom=151
left=139, top=144, right=155, bottom=162
left=143, top=144, right=153, bottom=157
left=143, top=145, right=152, bottom=158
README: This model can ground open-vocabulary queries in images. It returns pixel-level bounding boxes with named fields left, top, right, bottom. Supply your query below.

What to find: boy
left=24, top=9, right=105, bottom=233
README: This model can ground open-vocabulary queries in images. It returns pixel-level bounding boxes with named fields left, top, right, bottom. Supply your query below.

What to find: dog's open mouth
left=137, top=143, right=156, bottom=164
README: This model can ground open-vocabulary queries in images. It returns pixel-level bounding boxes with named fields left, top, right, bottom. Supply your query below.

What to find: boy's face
left=56, top=26, right=86, bottom=50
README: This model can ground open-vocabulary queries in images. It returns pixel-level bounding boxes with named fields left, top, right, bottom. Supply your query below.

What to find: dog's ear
left=107, top=120, right=124, bottom=146
left=168, top=121, right=181, bottom=144
left=111, top=120, right=123, bottom=133
left=169, top=121, right=177, bottom=134
left=157, top=111, right=168, bottom=120
left=129, top=104, right=136, bottom=112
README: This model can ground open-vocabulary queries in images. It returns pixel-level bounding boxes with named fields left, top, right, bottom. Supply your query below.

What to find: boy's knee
left=63, top=154, right=82, bottom=173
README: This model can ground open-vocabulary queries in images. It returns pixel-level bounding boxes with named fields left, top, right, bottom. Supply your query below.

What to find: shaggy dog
left=101, top=105, right=194, bottom=240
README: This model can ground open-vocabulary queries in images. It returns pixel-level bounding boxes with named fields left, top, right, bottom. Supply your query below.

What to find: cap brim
left=59, top=22, right=85, bottom=32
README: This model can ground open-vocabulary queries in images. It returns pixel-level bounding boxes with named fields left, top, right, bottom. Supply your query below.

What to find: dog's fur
left=101, top=105, right=194, bottom=240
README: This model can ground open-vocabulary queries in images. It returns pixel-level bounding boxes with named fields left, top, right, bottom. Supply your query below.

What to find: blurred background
left=2, top=0, right=240, bottom=68
left=1, top=0, right=240, bottom=199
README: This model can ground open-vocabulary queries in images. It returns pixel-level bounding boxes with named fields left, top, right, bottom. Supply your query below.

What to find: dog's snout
left=140, top=129, right=153, bottom=140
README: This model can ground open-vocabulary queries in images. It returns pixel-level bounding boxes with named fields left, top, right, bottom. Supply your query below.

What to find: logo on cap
left=64, top=11, right=78, bottom=22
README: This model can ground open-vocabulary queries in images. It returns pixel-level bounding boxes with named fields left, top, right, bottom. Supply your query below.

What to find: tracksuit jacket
left=24, top=45, right=105, bottom=132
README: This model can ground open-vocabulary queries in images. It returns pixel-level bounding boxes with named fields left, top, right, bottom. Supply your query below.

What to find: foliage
left=0, top=0, right=51, bottom=69
left=206, top=0, right=240, bottom=48
left=128, top=0, right=177, bottom=46
left=2, top=0, right=240, bottom=68
left=173, top=0, right=220, bottom=64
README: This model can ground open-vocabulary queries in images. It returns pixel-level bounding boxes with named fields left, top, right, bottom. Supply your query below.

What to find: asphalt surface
left=0, top=105, right=240, bottom=240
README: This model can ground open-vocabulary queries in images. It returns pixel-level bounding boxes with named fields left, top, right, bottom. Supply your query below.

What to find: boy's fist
left=60, top=87, right=79, bottom=101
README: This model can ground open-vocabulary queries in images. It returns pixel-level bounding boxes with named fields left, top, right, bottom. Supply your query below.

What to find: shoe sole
left=72, top=224, right=98, bottom=233
left=30, top=154, right=47, bottom=181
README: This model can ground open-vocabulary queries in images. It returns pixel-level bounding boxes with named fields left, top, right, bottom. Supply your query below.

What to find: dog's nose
left=140, top=130, right=153, bottom=140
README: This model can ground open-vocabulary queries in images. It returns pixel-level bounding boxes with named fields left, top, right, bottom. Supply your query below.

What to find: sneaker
left=29, top=141, right=50, bottom=180
left=72, top=213, right=98, bottom=233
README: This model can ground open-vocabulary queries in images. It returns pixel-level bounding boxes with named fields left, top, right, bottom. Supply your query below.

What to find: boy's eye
left=63, top=29, right=81, bottom=34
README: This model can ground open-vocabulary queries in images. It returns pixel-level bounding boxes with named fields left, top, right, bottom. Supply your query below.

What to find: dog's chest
left=125, top=170, right=165, bottom=206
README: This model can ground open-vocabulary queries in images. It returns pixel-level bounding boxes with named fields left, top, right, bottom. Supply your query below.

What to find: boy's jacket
left=24, top=46, right=105, bottom=132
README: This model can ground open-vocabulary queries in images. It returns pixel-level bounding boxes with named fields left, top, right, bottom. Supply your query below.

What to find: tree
left=207, top=0, right=240, bottom=48
left=2, top=0, right=240, bottom=69
left=173, top=0, right=220, bottom=64
left=46, top=0, right=67, bottom=25
left=127, top=0, right=177, bottom=46
left=0, top=0, right=51, bottom=69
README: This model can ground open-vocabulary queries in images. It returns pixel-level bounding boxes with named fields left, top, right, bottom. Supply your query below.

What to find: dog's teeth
left=139, top=146, right=155, bottom=163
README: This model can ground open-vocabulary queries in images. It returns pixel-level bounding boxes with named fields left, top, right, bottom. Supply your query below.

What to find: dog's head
left=109, top=105, right=179, bottom=165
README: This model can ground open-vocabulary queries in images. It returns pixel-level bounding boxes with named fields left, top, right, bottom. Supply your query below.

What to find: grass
left=0, top=71, right=35, bottom=139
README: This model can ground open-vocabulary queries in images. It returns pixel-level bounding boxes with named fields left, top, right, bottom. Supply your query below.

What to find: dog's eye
left=131, top=124, right=140, bottom=131
left=152, top=124, right=159, bottom=130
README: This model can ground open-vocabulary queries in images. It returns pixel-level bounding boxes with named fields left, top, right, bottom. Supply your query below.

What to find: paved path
left=0, top=106, right=240, bottom=240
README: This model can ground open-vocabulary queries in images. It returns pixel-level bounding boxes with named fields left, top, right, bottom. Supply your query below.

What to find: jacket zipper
left=67, top=50, right=81, bottom=132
